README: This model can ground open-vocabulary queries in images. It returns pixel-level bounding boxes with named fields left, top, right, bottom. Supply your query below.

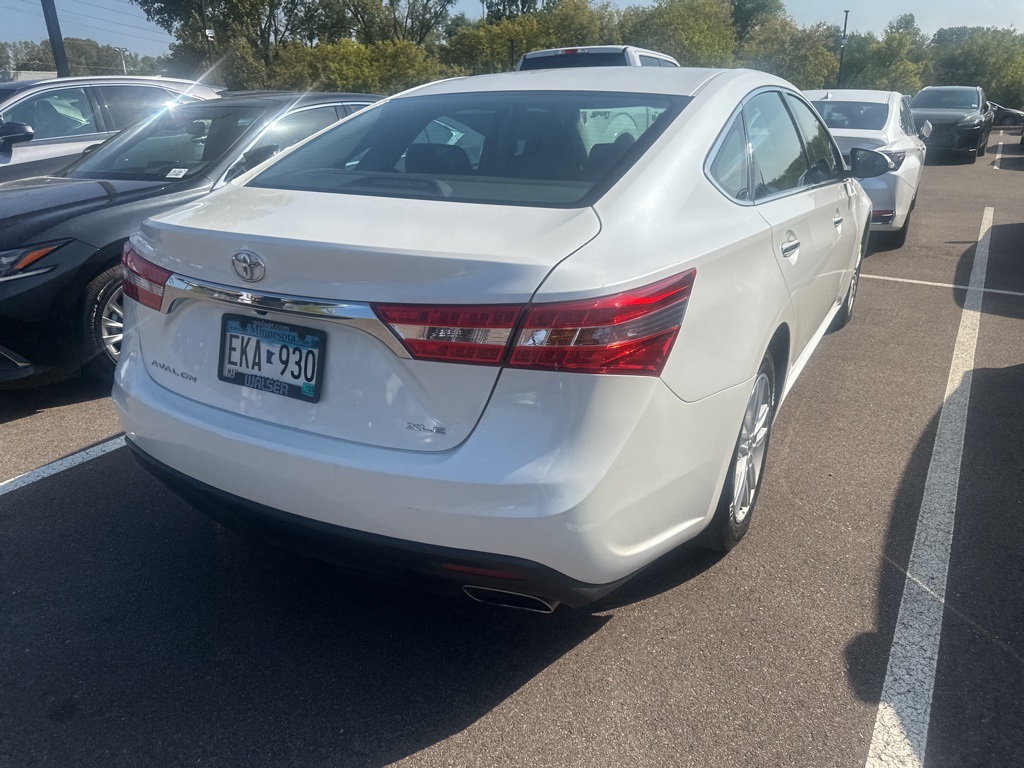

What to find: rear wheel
left=81, top=265, right=124, bottom=381
left=888, top=201, right=913, bottom=249
left=698, top=354, right=775, bottom=552
left=830, top=228, right=866, bottom=331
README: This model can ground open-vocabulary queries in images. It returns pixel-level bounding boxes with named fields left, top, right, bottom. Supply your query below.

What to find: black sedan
left=991, top=102, right=1024, bottom=127
left=0, top=92, right=379, bottom=387
left=909, top=85, right=993, bottom=163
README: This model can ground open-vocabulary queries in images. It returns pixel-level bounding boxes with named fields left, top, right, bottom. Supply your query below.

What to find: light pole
left=837, top=9, right=850, bottom=88
left=114, top=46, right=129, bottom=75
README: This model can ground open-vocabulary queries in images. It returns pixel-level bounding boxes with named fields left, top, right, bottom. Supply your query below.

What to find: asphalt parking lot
left=2, top=129, right=1022, bottom=768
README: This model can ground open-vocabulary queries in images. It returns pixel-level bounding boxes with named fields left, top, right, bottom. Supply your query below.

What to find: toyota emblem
left=231, top=251, right=266, bottom=282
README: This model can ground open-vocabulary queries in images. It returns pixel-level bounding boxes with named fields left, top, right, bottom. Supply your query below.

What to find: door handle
left=833, top=215, right=844, bottom=228
left=781, top=239, right=800, bottom=258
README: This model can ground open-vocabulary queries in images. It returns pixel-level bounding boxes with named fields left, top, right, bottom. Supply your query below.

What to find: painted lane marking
left=865, top=207, right=993, bottom=767
left=0, top=436, right=126, bottom=498
left=861, top=273, right=1024, bottom=299
left=994, top=142, right=1003, bottom=169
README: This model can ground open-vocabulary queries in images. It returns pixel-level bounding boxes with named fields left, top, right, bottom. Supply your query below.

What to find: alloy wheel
left=730, top=372, right=772, bottom=524
left=100, top=285, right=124, bottom=363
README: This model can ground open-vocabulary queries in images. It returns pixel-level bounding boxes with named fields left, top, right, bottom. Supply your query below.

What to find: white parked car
left=114, top=68, right=887, bottom=612
left=517, top=45, right=680, bottom=70
left=805, top=89, right=928, bottom=247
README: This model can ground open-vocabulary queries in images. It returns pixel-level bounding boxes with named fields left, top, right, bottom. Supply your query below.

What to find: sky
left=1, top=0, right=1023, bottom=62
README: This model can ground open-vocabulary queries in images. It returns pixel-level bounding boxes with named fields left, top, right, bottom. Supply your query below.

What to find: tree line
left=4, top=0, right=1024, bottom=108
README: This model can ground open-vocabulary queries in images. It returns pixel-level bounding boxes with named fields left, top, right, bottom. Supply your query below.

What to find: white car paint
left=115, top=68, right=876, bottom=607
left=805, top=89, right=927, bottom=237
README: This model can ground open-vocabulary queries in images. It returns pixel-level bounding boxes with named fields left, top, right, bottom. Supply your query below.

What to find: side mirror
left=918, top=120, right=932, bottom=139
left=848, top=147, right=891, bottom=179
left=0, top=121, right=34, bottom=149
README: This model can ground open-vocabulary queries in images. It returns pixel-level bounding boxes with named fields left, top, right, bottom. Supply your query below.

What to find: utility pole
left=837, top=9, right=850, bottom=88
left=39, top=0, right=71, bottom=77
left=199, top=0, right=215, bottom=71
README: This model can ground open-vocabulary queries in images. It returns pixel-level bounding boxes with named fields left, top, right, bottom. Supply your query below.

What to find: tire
left=81, top=265, right=124, bottom=381
left=976, top=139, right=987, bottom=157
left=830, top=227, right=866, bottom=331
left=888, top=203, right=912, bottom=249
left=698, top=354, right=776, bottom=552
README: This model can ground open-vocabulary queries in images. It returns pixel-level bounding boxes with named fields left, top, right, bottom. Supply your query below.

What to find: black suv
left=909, top=86, right=994, bottom=163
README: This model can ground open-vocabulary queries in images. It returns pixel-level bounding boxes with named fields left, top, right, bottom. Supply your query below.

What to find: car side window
left=259, top=106, right=340, bottom=152
left=785, top=93, right=840, bottom=186
left=639, top=55, right=662, bottom=67
left=708, top=115, right=750, bottom=201
left=0, top=87, right=100, bottom=140
left=743, top=91, right=808, bottom=200
left=899, top=101, right=916, bottom=136
left=99, top=85, right=180, bottom=130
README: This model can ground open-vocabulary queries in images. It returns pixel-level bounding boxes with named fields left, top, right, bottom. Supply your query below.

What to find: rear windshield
left=66, top=104, right=265, bottom=181
left=519, top=52, right=629, bottom=70
left=811, top=101, right=889, bottom=131
left=249, top=91, right=687, bottom=207
left=910, top=89, right=979, bottom=110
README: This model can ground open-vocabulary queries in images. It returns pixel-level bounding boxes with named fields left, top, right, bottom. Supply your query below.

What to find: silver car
left=0, top=76, right=220, bottom=182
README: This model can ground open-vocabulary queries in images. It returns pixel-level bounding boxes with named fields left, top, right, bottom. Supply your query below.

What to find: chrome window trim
left=160, top=274, right=411, bottom=359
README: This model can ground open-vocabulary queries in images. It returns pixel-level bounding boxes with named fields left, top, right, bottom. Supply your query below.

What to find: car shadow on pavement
left=951, top=223, right=1024, bottom=320
left=843, top=361, right=1024, bottom=765
left=0, top=374, right=111, bottom=427
left=3, top=449, right=618, bottom=767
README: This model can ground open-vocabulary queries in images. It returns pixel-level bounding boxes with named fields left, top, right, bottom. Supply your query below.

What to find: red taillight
left=373, top=270, right=696, bottom=376
left=881, top=150, right=905, bottom=170
left=121, top=242, right=172, bottom=310
left=372, top=304, right=522, bottom=364
left=509, top=270, right=696, bottom=375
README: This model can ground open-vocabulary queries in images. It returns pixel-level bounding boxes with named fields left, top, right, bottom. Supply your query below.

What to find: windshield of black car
left=811, top=101, right=889, bottom=131
left=911, top=90, right=979, bottom=110
left=248, top=91, right=688, bottom=206
left=65, top=104, right=265, bottom=181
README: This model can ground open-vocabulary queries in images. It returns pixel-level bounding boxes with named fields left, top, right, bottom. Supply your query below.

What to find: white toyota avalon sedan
left=805, top=89, right=928, bottom=248
left=114, top=68, right=887, bottom=612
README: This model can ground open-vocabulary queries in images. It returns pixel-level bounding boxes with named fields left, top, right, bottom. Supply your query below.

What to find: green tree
left=730, top=0, right=782, bottom=43
left=927, top=26, right=1024, bottom=105
left=620, top=0, right=734, bottom=66
left=737, top=15, right=837, bottom=88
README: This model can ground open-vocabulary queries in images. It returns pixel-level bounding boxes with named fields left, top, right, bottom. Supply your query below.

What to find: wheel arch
left=765, top=323, right=790, bottom=412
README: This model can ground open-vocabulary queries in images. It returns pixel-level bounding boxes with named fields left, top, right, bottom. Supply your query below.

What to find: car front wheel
left=81, top=265, right=124, bottom=380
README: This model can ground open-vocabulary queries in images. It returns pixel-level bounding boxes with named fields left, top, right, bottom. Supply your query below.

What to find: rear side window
left=99, top=85, right=180, bottom=130
left=708, top=116, right=750, bottom=201
left=250, top=91, right=688, bottom=207
left=639, top=55, right=662, bottom=67
left=744, top=91, right=807, bottom=199
left=899, top=100, right=916, bottom=135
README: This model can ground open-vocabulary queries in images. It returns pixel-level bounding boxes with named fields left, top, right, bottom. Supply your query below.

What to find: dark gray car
left=909, top=85, right=994, bottom=163
left=0, top=92, right=379, bottom=386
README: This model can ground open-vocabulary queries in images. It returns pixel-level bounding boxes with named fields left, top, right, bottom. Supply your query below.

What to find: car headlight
left=0, top=241, right=70, bottom=280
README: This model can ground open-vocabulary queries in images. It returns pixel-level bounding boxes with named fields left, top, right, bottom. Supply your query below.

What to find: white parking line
left=861, top=274, right=1024, bottom=298
left=865, top=207, right=993, bottom=767
left=994, top=142, right=1003, bottom=169
left=0, top=436, right=126, bottom=498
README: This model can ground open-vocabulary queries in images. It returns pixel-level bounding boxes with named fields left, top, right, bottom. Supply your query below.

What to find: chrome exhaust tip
left=462, top=586, right=559, bottom=614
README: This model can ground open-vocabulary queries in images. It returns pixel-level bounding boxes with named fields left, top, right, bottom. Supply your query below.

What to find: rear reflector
left=373, top=270, right=696, bottom=376
left=441, top=563, right=525, bottom=581
left=122, top=242, right=172, bottom=310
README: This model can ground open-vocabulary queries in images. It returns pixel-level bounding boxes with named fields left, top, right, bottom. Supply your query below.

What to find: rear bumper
left=127, top=438, right=624, bottom=608
left=114, top=326, right=751, bottom=591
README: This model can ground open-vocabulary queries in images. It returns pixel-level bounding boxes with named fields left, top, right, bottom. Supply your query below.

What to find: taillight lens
left=373, top=270, right=695, bottom=376
left=509, top=270, right=695, bottom=375
left=372, top=304, right=522, bottom=364
left=122, top=242, right=172, bottom=310
left=881, top=150, right=905, bottom=170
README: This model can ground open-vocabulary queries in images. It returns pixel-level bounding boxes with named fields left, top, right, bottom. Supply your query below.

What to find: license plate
left=218, top=314, right=326, bottom=403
